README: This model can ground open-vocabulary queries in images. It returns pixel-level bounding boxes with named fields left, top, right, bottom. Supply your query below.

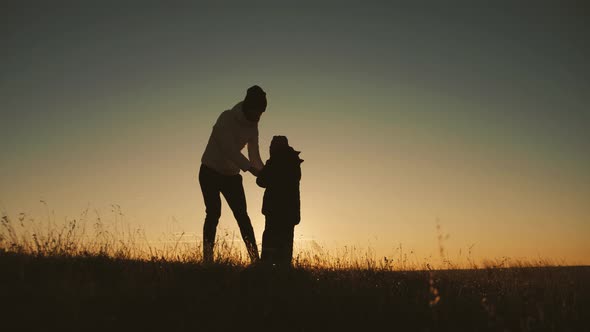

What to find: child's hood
left=270, top=146, right=304, bottom=164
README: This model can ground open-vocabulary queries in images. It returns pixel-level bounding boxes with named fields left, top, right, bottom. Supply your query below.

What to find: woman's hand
left=248, top=166, right=260, bottom=177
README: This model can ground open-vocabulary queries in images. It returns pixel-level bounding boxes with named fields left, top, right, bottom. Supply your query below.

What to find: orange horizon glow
left=1, top=4, right=588, bottom=266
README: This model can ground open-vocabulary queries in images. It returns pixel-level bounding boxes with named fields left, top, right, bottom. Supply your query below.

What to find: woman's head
left=243, top=85, right=267, bottom=122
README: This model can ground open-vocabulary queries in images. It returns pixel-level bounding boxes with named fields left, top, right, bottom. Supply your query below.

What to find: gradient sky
left=1, top=2, right=589, bottom=264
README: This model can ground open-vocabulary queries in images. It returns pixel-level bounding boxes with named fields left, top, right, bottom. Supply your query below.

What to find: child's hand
left=248, top=166, right=260, bottom=177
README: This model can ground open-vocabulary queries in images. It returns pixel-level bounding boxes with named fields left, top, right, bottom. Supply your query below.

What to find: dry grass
left=0, top=207, right=561, bottom=270
left=1, top=208, right=588, bottom=331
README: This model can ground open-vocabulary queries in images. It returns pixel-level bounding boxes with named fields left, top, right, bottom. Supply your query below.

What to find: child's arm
left=256, top=162, right=271, bottom=188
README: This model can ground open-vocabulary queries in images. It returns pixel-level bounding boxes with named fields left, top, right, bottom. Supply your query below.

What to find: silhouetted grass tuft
left=1, top=210, right=588, bottom=331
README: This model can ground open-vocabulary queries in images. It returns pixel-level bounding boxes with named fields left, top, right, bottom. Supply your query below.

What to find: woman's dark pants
left=199, top=164, right=259, bottom=263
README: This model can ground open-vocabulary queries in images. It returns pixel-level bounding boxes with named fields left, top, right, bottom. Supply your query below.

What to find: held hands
left=248, top=166, right=261, bottom=177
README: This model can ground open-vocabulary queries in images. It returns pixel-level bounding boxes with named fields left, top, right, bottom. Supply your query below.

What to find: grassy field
left=1, top=212, right=589, bottom=331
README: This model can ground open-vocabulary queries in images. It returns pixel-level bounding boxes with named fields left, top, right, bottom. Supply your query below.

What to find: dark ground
left=0, top=252, right=588, bottom=332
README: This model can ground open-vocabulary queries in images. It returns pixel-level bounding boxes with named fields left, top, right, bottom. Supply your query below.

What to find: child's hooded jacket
left=256, top=145, right=303, bottom=225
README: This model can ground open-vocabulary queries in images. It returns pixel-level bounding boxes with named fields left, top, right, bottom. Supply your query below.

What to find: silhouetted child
left=256, top=136, right=303, bottom=267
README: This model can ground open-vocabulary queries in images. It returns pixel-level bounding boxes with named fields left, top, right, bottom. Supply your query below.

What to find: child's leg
left=285, top=225, right=295, bottom=264
left=261, top=216, right=279, bottom=264
left=276, top=224, right=295, bottom=266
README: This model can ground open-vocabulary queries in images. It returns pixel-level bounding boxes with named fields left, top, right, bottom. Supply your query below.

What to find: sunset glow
left=1, top=2, right=588, bottom=265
